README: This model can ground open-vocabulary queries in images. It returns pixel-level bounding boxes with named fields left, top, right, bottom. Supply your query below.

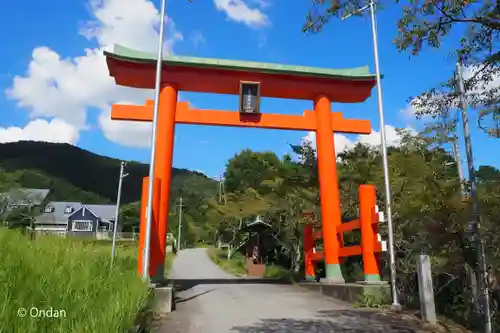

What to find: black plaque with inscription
left=239, top=81, right=261, bottom=114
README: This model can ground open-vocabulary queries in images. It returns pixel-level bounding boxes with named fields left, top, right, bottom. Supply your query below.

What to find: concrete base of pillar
left=390, top=303, right=403, bottom=311
left=298, top=281, right=390, bottom=304
left=324, top=263, right=345, bottom=283
left=153, top=286, right=175, bottom=313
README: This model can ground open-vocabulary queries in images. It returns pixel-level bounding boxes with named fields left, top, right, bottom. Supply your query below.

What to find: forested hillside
left=0, top=141, right=216, bottom=204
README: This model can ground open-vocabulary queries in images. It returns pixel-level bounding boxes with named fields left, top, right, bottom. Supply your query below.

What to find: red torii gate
left=104, top=44, right=379, bottom=283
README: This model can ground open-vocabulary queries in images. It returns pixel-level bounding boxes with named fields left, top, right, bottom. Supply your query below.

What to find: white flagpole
left=142, top=0, right=168, bottom=282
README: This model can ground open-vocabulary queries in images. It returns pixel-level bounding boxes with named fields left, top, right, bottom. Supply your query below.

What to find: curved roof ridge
left=104, top=44, right=376, bottom=80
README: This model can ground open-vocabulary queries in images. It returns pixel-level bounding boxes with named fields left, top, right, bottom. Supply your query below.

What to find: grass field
left=0, top=228, right=156, bottom=333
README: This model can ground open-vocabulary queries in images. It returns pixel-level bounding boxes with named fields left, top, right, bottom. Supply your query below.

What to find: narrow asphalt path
left=157, top=248, right=424, bottom=333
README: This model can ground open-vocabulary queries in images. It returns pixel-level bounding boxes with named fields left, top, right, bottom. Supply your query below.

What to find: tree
left=303, top=0, right=500, bottom=138
left=6, top=205, right=39, bottom=229
left=0, top=170, right=18, bottom=218
left=120, top=201, right=141, bottom=233
left=224, top=149, right=283, bottom=194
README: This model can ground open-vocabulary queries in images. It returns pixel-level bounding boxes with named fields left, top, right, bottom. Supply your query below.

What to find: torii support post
left=359, top=184, right=381, bottom=282
left=315, top=95, right=344, bottom=283
left=151, top=84, right=178, bottom=283
left=303, top=225, right=316, bottom=281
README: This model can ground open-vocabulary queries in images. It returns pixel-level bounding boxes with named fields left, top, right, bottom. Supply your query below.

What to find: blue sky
left=0, top=0, right=498, bottom=179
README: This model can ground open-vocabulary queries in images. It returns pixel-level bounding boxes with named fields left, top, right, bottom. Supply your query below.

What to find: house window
left=72, top=220, right=93, bottom=231
left=64, top=206, right=73, bottom=214
left=44, top=205, right=54, bottom=213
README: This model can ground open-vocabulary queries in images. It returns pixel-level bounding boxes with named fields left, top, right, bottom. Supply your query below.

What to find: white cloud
left=301, top=125, right=411, bottom=156
left=0, top=119, right=79, bottom=145
left=400, top=99, right=421, bottom=120
left=5, top=0, right=183, bottom=146
left=98, top=105, right=152, bottom=148
left=191, top=31, right=206, bottom=48
left=214, top=0, right=269, bottom=27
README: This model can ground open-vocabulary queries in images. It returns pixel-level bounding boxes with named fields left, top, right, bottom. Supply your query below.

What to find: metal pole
left=222, top=175, right=227, bottom=205
left=177, top=197, right=183, bottom=250
left=368, top=1, right=399, bottom=307
left=111, top=161, right=127, bottom=264
left=142, top=0, right=168, bottom=282
left=456, top=60, right=492, bottom=333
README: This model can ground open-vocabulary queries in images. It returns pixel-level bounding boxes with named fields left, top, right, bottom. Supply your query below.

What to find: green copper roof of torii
left=104, top=44, right=379, bottom=80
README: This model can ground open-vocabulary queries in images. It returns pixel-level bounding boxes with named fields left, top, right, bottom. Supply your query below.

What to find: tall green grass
left=0, top=229, right=150, bottom=333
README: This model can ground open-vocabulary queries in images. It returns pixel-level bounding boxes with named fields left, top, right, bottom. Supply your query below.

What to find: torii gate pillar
left=315, top=95, right=344, bottom=282
left=150, top=83, right=178, bottom=281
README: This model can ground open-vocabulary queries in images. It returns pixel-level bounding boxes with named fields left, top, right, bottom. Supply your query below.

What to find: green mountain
left=0, top=141, right=218, bottom=205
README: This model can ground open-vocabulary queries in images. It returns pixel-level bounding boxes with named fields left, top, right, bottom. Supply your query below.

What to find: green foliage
left=11, top=169, right=107, bottom=203
left=5, top=205, right=39, bottom=229
left=264, top=265, right=304, bottom=280
left=0, top=169, right=17, bottom=193
left=303, top=1, right=500, bottom=139
left=0, top=228, right=150, bottom=333
left=354, top=290, right=391, bottom=309
left=120, top=201, right=141, bottom=232
left=224, top=149, right=284, bottom=194
left=207, top=247, right=247, bottom=276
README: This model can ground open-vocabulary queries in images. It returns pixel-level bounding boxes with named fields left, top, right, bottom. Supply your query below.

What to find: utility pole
left=456, top=60, right=492, bottom=333
left=342, top=1, right=399, bottom=307
left=219, top=175, right=222, bottom=204
left=177, top=197, right=183, bottom=251
left=451, top=131, right=465, bottom=195
left=111, top=161, right=129, bottom=264
left=219, top=174, right=227, bottom=205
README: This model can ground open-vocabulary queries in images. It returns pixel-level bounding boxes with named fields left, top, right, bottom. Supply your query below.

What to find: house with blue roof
left=35, top=201, right=117, bottom=237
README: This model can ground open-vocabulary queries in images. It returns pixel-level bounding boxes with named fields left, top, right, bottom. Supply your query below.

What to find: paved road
left=157, top=248, right=423, bottom=333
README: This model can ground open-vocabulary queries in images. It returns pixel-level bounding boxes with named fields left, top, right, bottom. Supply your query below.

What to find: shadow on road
left=230, top=309, right=423, bottom=333
left=175, top=289, right=216, bottom=304
left=168, top=278, right=292, bottom=293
